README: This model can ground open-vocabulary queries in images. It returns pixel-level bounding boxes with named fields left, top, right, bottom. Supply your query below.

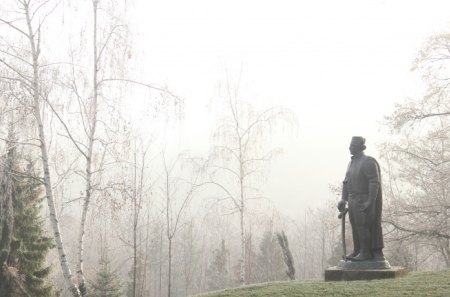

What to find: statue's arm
left=363, top=157, right=380, bottom=212
left=342, top=179, right=348, bottom=201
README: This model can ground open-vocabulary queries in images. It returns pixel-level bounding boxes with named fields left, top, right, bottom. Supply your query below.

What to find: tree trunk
left=238, top=149, right=247, bottom=286
left=239, top=142, right=246, bottom=286
left=159, top=227, right=163, bottom=297
left=132, top=163, right=138, bottom=297
left=239, top=206, right=246, bottom=285
left=76, top=1, right=100, bottom=296
left=24, top=1, right=81, bottom=296
left=168, top=238, right=172, bottom=297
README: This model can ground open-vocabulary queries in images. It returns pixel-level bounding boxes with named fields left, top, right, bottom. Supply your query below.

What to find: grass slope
left=197, top=271, right=450, bottom=297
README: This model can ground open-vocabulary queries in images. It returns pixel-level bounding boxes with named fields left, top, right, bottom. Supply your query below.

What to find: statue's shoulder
left=364, top=155, right=377, bottom=162
left=362, top=155, right=380, bottom=168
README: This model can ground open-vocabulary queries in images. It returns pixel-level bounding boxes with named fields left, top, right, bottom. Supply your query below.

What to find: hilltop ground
left=196, top=270, right=450, bottom=297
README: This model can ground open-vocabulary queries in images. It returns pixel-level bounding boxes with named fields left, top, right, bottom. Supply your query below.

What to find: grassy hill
left=196, top=270, right=450, bottom=297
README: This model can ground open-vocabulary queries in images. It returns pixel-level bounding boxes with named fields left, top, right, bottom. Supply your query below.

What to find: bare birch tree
left=57, top=1, right=180, bottom=294
left=383, top=32, right=450, bottom=268
left=381, top=128, right=450, bottom=267
left=0, top=1, right=82, bottom=295
left=160, top=152, right=204, bottom=297
left=115, top=139, right=153, bottom=297
left=64, top=1, right=131, bottom=294
left=206, top=80, right=295, bottom=285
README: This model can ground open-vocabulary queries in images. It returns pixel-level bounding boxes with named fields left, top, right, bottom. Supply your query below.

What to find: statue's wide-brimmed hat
left=350, top=136, right=366, bottom=150
left=351, top=136, right=365, bottom=146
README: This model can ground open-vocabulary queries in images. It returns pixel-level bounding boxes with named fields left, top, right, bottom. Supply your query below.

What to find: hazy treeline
left=1, top=1, right=450, bottom=297
left=0, top=1, right=334, bottom=296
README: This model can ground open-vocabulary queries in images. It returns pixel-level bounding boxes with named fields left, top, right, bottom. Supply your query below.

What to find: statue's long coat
left=342, top=152, right=384, bottom=250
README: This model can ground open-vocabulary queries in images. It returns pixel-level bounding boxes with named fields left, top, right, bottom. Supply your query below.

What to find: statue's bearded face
left=349, top=143, right=363, bottom=155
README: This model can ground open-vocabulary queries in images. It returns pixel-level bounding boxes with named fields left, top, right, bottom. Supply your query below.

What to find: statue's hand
left=337, top=200, right=346, bottom=212
left=362, top=201, right=373, bottom=213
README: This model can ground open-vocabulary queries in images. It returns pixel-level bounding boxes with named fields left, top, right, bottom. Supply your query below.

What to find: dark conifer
left=276, top=230, right=296, bottom=281
left=12, top=176, right=55, bottom=297
left=91, top=251, right=124, bottom=297
left=0, top=151, right=55, bottom=297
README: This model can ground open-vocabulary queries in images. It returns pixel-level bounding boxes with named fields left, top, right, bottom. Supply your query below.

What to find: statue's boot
left=348, top=227, right=360, bottom=260
left=372, top=249, right=385, bottom=261
left=346, top=251, right=359, bottom=260
left=352, top=226, right=373, bottom=261
left=351, top=249, right=372, bottom=261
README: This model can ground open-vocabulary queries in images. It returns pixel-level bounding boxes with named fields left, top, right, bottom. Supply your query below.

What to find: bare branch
left=0, top=17, right=29, bottom=37
left=97, top=78, right=180, bottom=101
left=40, top=94, right=88, bottom=158
left=384, top=220, right=450, bottom=240
left=0, top=58, right=32, bottom=83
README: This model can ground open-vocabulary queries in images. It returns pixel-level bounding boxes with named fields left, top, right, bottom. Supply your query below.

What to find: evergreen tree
left=0, top=154, right=55, bottom=297
left=206, top=239, right=230, bottom=291
left=14, top=178, right=54, bottom=297
left=276, top=231, right=295, bottom=280
left=255, top=230, right=285, bottom=282
left=91, top=252, right=124, bottom=297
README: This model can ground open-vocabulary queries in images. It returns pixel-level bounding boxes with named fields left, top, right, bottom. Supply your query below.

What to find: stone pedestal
left=325, top=260, right=407, bottom=281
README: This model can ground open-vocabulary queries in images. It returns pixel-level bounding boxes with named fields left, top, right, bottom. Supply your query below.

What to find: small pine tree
left=206, top=239, right=230, bottom=291
left=91, top=252, right=124, bottom=297
left=276, top=231, right=295, bottom=280
left=256, top=230, right=285, bottom=282
left=0, top=157, right=55, bottom=297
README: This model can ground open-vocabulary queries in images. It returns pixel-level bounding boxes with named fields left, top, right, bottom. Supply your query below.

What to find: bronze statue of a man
left=337, top=136, right=384, bottom=261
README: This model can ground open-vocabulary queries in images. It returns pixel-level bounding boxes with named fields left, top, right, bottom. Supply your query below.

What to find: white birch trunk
left=239, top=205, right=246, bottom=285
left=239, top=143, right=246, bottom=285
left=24, top=2, right=81, bottom=296
left=76, top=2, right=99, bottom=296
left=168, top=238, right=173, bottom=297
left=132, top=149, right=138, bottom=297
left=166, top=165, right=172, bottom=297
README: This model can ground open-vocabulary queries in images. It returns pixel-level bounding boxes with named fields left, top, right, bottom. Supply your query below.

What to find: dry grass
left=196, top=270, right=450, bottom=297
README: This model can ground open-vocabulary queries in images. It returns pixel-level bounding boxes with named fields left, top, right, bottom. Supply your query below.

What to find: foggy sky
left=124, top=0, right=450, bottom=218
